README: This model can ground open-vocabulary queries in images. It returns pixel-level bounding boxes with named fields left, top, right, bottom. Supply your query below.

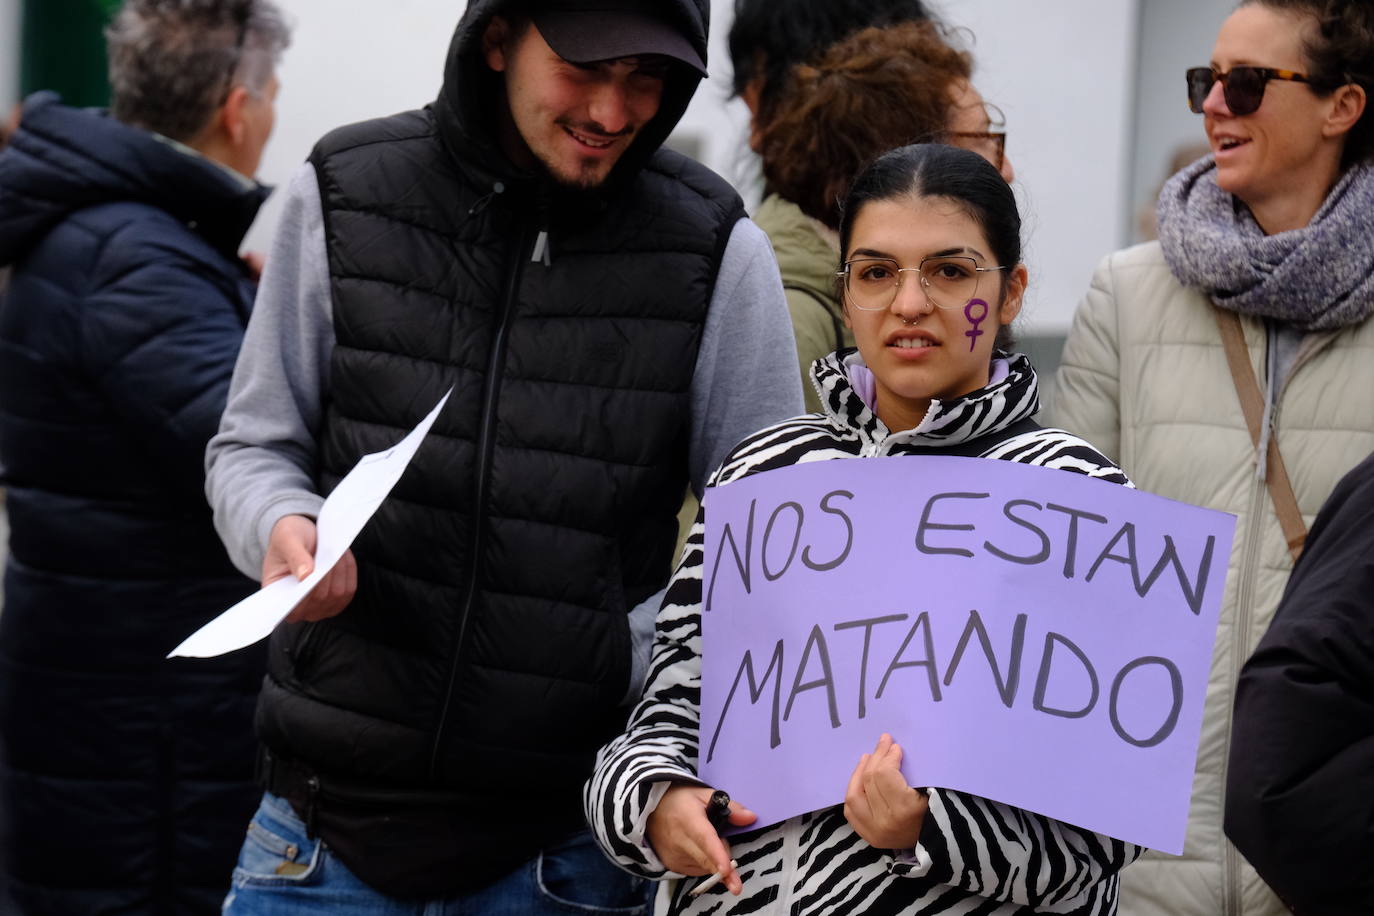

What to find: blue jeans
left=223, top=793, right=651, bottom=915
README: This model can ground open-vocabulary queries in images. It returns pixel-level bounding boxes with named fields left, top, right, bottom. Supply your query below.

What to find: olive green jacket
left=755, top=194, right=853, bottom=413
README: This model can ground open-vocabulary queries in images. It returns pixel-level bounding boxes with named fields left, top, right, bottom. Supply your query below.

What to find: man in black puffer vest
left=206, top=0, right=802, bottom=911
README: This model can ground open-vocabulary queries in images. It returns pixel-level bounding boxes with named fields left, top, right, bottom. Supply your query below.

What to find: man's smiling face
left=484, top=17, right=667, bottom=189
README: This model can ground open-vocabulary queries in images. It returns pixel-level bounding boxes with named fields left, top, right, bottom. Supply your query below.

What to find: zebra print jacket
left=585, top=349, right=1144, bottom=915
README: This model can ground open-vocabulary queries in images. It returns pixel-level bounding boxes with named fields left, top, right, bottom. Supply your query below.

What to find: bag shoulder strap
left=1214, top=306, right=1307, bottom=563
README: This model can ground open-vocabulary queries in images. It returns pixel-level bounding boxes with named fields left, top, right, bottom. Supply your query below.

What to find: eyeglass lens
left=1186, top=67, right=1266, bottom=116
left=845, top=257, right=982, bottom=311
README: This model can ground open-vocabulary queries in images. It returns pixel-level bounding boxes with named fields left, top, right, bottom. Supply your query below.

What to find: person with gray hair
left=0, top=1, right=289, bottom=912
left=107, top=0, right=288, bottom=147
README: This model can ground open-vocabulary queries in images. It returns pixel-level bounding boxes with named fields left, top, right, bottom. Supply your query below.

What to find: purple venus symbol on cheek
left=964, top=299, right=989, bottom=352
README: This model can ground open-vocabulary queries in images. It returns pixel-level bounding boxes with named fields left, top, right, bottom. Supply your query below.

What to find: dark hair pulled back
left=837, top=144, right=1022, bottom=350
left=1244, top=0, right=1374, bottom=165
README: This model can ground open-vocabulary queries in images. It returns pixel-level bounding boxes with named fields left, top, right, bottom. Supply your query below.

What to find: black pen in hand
left=690, top=790, right=738, bottom=898
left=705, top=789, right=732, bottom=832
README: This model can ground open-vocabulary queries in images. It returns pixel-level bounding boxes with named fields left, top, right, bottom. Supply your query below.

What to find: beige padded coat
left=1050, top=241, right=1374, bottom=916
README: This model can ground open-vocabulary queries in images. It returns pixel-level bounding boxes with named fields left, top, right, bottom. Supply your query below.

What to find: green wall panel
left=20, top=0, right=119, bottom=107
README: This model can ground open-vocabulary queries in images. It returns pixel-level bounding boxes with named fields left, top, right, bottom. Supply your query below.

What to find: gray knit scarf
left=1156, top=156, right=1374, bottom=331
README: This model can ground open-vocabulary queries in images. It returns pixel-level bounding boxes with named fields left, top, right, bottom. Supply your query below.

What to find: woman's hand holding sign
left=845, top=733, right=929, bottom=850
left=647, top=784, right=756, bottom=895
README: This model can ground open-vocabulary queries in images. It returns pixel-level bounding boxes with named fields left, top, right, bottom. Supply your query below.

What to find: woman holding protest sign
left=585, top=144, right=1142, bottom=915
left=1052, top=1, right=1374, bottom=912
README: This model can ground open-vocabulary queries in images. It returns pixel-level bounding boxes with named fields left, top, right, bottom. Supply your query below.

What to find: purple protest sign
left=699, top=455, right=1234, bottom=854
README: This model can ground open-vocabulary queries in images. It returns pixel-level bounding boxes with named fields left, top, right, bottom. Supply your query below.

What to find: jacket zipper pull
left=531, top=228, right=552, bottom=266
left=467, top=181, right=506, bottom=217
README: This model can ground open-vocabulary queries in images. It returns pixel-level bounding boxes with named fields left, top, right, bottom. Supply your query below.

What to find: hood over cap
left=0, top=92, right=269, bottom=267
left=432, top=0, right=710, bottom=191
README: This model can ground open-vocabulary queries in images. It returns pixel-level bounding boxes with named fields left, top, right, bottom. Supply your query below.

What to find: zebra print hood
left=810, top=348, right=1041, bottom=451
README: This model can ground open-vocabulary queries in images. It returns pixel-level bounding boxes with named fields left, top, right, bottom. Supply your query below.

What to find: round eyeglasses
left=837, top=256, right=1009, bottom=311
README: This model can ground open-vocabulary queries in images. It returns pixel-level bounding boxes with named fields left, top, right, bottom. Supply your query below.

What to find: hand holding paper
left=264, top=514, right=357, bottom=623
left=168, top=388, right=453, bottom=659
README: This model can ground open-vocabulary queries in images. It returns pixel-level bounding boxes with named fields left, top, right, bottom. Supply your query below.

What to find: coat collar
left=0, top=93, right=268, bottom=265
left=810, top=348, right=1041, bottom=452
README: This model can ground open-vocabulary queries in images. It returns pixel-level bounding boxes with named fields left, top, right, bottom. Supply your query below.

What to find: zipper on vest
left=531, top=192, right=552, bottom=266
left=532, top=229, right=551, bottom=266
left=427, top=211, right=538, bottom=778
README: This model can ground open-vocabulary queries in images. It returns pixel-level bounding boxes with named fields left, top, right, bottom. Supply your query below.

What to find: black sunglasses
left=1185, top=66, right=1315, bottom=116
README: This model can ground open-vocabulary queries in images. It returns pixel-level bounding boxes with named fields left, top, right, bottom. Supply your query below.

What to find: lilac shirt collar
left=847, top=358, right=1010, bottom=413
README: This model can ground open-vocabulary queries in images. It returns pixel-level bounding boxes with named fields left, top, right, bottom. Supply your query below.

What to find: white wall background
left=928, top=0, right=1139, bottom=331
left=2, top=0, right=1179, bottom=334
left=1129, top=0, right=1233, bottom=243
left=243, top=0, right=1140, bottom=334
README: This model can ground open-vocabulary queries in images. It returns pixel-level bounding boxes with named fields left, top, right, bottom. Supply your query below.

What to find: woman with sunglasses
left=586, top=143, right=1141, bottom=915
left=754, top=20, right=1014, bottom=415
left=1052, top=2, right=1373, bottom=914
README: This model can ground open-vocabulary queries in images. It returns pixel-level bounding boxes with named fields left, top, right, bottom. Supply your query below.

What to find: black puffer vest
left=253, top=0, right=743, bottom=898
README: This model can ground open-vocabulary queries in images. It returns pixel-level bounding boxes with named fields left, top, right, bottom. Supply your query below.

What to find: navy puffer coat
left=0, top=93, right=267, bottom=915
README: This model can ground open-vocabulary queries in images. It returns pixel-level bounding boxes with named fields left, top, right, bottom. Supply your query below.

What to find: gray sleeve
left=205, top=162, right=333, bottom=579
left=620, top=219, right=801, bottom=701
left=688, top=216, right=804, bottom=496
left=620, top=585, right=666, bottom=706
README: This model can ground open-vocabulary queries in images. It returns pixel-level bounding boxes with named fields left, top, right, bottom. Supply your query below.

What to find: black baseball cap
left=530, top=1, right=708, bottom=77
